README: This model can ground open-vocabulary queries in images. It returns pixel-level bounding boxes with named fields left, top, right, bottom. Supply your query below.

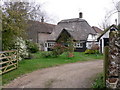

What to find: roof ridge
left=59, top=18, right=86, bottom=23
left=61, top=18, right=85, bottom=20
left=39, top=22, right=56, bottom=26
left=28, top=20, right=56, bottom=26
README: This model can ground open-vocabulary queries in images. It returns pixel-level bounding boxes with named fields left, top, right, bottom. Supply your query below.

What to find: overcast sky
left=34, top=0, right=119, bottom=28
left=3, top=0, right=120, bottom=28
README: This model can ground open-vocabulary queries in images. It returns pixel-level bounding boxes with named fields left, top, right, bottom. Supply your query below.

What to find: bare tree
left=27, top=2, right=55, bottom=23
left=99, top=15, right=111, bottom=30
left=99, top=0, right=120, bottom=30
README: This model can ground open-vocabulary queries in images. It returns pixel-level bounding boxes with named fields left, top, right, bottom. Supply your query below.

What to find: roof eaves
left=97, top=24, right=118, bottom=41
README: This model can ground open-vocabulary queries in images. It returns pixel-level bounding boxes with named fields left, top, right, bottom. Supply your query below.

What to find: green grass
left=92, top=73, right=105, bottom=88
left=2, top=52, right=103, bottom=85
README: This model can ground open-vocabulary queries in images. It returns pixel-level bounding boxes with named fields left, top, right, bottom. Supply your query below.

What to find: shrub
left=24, top=53, right=34, bottom=59
left=15, top=37, right=29, bottom=60
left=92, top=73, right=105, bottom=88
left=84, top=49, right=99, bottom=54
left=41, top=51, right=52, bottom=58
left=66, top=38, right=74, bottom=52
left=94, top=50, right=99, bottom=54
left=26, top=40, right=39, bottom=53
left=91, top=44, right=99, bottom=50
left=52, top=43, right=67, bottom=57
left=84, top=49, right=94, bottom=54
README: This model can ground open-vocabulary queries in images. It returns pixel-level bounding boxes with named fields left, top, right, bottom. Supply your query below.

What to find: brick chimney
left=41, top=16, right=44, bottom=22
left=79, top=12, right=83, bottom=18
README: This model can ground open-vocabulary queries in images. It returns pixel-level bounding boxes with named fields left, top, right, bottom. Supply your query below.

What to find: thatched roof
left=48, top=18, right=96, bottom=41
left=27, top=20, right=56, bottom=33
left=92, top=26, right=103, bottom=33
left=27, top=20, right=56, bottom=42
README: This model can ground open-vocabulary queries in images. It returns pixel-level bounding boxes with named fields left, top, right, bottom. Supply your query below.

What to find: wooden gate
left=0, top=50, right=18, bottom=75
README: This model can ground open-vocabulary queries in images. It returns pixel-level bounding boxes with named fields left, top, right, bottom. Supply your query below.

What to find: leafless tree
left=3, top=0, right=52, bottom=22
left=99, top=0, right=120, bottom=30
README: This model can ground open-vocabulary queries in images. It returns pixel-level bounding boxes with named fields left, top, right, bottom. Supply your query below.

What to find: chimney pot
left=41, top=16, right=44, bottom=22
left=79, top=12, right=83, bottom=18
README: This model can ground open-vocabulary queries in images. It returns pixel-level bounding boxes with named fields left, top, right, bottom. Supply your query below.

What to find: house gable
left=56, top=29, right=73, bottom=43
left=87, top=33, right=97, bottom=42
left=27, top=20, right=56, bottom=43
left=97, top=24, right=118, bottom=41
left=98, top=25, right=118, bottom=53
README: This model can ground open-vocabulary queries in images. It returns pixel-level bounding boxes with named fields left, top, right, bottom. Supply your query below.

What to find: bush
left=92, top=73, right=105, bottom=88
left=84, top=49, right=95, bottom=54
left=24, top=53, right=34, bottom=59
left=15, top=37, right=29, bottom=60
left=91, top=44, right=99, bottom=50
left=52, top=43, right=67, bottom=57
left=84, top=49, right=99, bottom=54
left=94, top=50, right=99, bottom=54
left=41, top=51, right=52, bottom=58
left=26, top=40, right=39, bottom=53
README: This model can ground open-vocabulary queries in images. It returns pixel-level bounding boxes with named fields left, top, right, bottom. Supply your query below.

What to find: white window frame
left=48, top=42, right=55, bottom=48
left=74, top=43, right=83, bottom=48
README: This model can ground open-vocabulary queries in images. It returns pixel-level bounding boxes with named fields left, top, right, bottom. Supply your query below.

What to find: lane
left=4, top=60, right=103, bottom=88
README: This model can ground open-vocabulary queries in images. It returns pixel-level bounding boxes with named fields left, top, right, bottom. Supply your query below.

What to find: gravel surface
left=4, top=60, right=103, bottom=88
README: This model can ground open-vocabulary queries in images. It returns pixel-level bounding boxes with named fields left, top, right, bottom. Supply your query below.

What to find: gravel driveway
left=4, top=60, right=103, bottom=88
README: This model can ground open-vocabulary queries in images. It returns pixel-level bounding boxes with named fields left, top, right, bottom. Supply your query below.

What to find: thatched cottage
left=27, top=13, right=102, bottom=52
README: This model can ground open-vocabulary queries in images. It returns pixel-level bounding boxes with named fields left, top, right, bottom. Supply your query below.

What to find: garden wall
left=106, top=30, right=120, bottom=88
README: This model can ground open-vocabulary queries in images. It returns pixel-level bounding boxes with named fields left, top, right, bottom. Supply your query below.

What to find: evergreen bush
left=26, top=40, right=39, bottom=53
left=52, top=43, right=67, bottom=57
left=41, top=51, right=52, bottom=58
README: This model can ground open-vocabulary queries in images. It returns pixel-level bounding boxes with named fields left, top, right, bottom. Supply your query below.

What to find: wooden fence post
left=104, top=46, right=109, bottom=87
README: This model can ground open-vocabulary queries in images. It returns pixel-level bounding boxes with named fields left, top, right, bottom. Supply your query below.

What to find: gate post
left=104, top=46, right=109, bottom=87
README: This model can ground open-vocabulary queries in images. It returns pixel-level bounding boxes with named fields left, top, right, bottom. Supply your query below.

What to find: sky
left=33, top=0, right=119, bottom=28
left=2, top=0, right=120, bottom=28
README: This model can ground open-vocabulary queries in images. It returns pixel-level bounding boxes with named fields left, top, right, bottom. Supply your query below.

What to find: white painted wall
left=44, top=42, right=55, bottom=51
left=86, top=42, right=92, bottom=49
left=86, top=34, right=98, bottom=49
left=99, top=30, right=110, bottom=53
left=44, top=42, right=48, bottom=51
left=87, top=34, right=97, bottom=41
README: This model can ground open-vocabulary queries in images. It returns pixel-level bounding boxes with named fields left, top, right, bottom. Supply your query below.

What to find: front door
left=104, top=38, right=109, bottom=46
left=100, top=39, right=102, bottom=53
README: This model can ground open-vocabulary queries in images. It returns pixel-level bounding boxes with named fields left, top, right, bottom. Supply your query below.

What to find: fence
left=0, top=50, right=18, bottom=75
left=104, top=30, right=120, bottom=88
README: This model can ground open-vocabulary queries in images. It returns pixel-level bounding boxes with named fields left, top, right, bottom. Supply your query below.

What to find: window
left=88, top=44, right=92, bottom=48
left=45, top=43, right=47, bottom=47
left=48, top=42, right=55, bottom=48
left=74, top=43, right=83, bottom=48
left=63, top=43, right=68, bottom=47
